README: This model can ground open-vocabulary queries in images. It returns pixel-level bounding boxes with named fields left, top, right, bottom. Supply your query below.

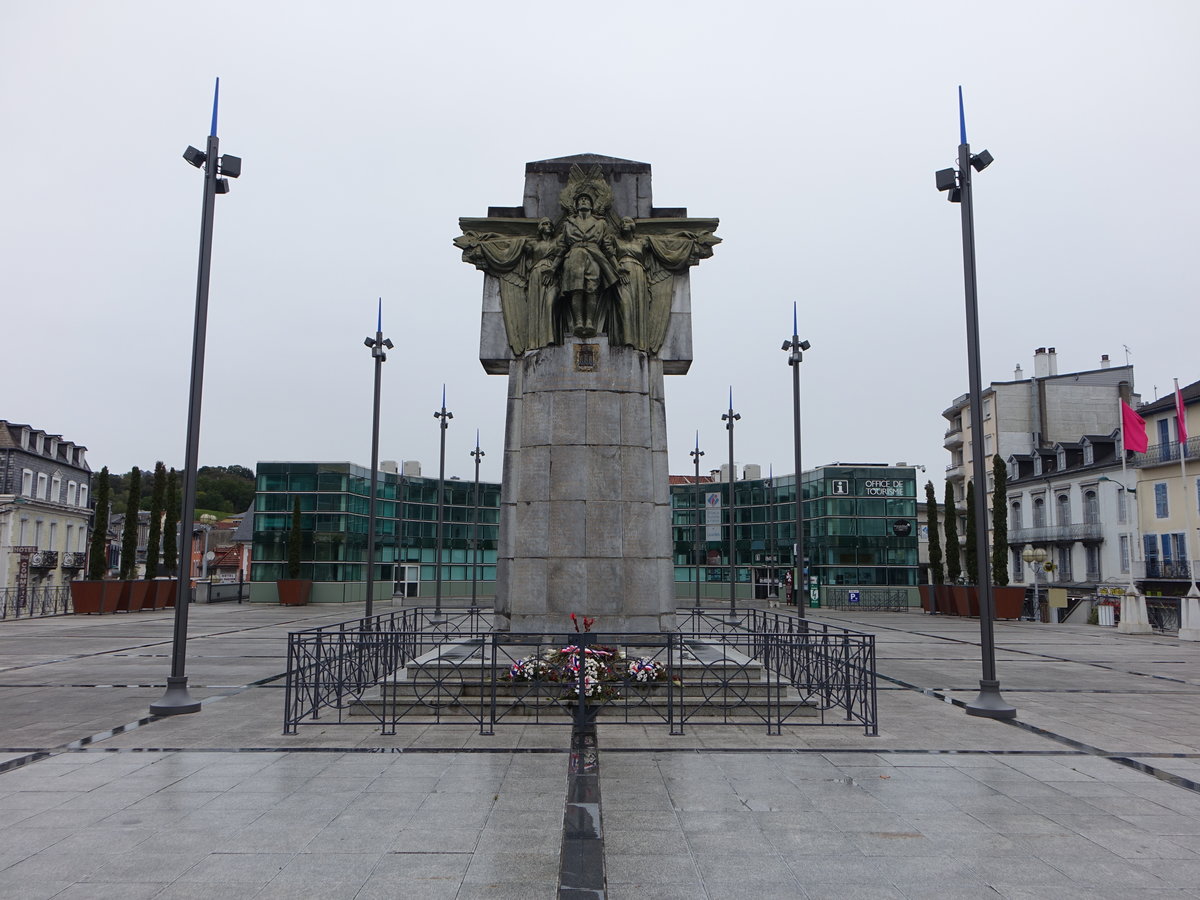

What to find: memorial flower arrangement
left=504, top=615, right=674, bottom=700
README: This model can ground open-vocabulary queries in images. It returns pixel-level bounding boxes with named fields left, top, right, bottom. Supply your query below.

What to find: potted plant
left=277, top=496, right=311, bottom=606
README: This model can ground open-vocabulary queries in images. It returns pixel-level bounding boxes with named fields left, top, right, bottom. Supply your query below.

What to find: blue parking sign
left=848, top=590, right=860, bottom=604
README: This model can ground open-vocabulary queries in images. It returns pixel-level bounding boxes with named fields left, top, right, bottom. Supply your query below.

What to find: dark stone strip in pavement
left=879, top=669, right=1200, bottom=796
left=559, top=721, right=605, bottom=898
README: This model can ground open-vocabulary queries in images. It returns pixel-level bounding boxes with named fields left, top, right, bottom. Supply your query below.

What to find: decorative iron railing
left=0, top=585, right=73, bottom=620
left=1130, top=437, right=1199, bottom=468
left=1144, top=561, right=1191, bottom=579
left=1146, top=597, right=1181, bottom=633
left=283, top=607, right=877, bottom=737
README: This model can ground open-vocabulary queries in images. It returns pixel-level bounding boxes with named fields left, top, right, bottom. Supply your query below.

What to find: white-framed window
left=1085, top=545, right=1100, bottom=580
left=1083, top=443, right=1094, bottom=465
left=49, top=438, right=58, bottom=458
left=1084, top=490, right=1099, bottom=525
left=35, top=434, right=44, bottom=454
left=78, top=527, right=87, bottom=552
left=21, top=469, right=33, bottom=497
left=1117, top=487, right=1127, bottom=524
left=1011, top=548, right=1024, bottom=582
left=34, top=521, right=43, bottom=549
left=20, top=428, right=30, bottom=450
left=79, top=484, right=89, bottom=507
left=1120, top=535, right=1131, bottom=573
left=36, top=473, right=47, bottom=500
left=66, top=524, right=74, bottom=553
left=1057, top=546, right=1072, bottom=581
left=17, top=518, right=27, bottom=545
left=1033, top=496, right=1046, bottom=528
left=67, top=481, right=77, bottom=505
left=49, top=522, right=57, bottom=550
left=1154, top=482, right=1169, bottom=518
left=1010, top=501, right=1021, bottom=531
left=1057, top=493, right=1071, bottom=526
left=51, top=475, right=61, bottom=503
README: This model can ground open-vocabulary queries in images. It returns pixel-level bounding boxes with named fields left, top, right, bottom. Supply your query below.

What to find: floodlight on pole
left=722, top=388, right=741, bottom=624
left=938, top=87, right=1015, bottom=720
left=782, top=302, right=810, bottom=620
left=432, top=387, right=453, bottom=625
left=690, top=434, right=705, bottom=611
left=363, top=298, right=393, bottom=623
left=152, top=78, right=239, bottom=717
left=470, top=433, right=485, bottom=611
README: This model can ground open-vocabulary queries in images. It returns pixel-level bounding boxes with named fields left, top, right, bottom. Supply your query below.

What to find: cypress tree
left=87, top=467, right=111, bottom=580
left=163, top=469, right=179, bottom=573
left=944, top=480, right=962, bottom=584
left=965, top=481, right=978, bottom=584
left=287, top=495, right=303, bottom=579
left=144, top=462, right=166, bottom=579
left=992, top=454, right=1009, bottom=586
left=925, top=481, right=944, bottom=585
left=118, top=467, right=141, bottom=580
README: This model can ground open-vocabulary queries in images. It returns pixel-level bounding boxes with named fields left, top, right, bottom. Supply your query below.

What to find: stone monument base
left=493, top=336, right=675, bottom=635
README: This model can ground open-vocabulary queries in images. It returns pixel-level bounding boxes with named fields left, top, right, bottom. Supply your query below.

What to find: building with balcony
left=942, top=348, right=1137, bottom=582
left=1006, top=431, right=1133, bottom=602
left=0, top=421, right=93, bottom=603
left=1128, top=378, right=1200, bottom=596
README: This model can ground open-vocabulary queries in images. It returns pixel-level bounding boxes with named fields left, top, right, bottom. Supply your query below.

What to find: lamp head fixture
left=183, top=145, right=205, bottom=168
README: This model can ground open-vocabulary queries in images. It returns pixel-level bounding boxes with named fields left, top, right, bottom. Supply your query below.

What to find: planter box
left=992, top=586, right=1024, bottom=620
left=158, top=581, right=178, bottom=608
left=71, top=581, right=117, bottom=615
left=121, top=581, right=151, bottom=613
left=277, top=580, right=312, bottom=606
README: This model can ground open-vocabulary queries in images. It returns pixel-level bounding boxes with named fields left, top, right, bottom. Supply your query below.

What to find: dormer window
left=1056, top=447, right=1067, bottom=469
left=1083, top=443, right=1094, bottom=465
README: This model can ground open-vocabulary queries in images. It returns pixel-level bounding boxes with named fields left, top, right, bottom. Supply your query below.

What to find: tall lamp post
left=690, top=435, right=705, bottom=610
left=432, top=387, right=453, bottom=625
left=722, top=390, right=741, bottom=624
left=782, top=304, right=810, bottom=619
left=935, top=88, right=1015, bottom=720
left=151, top=79, right=240, bottom=718
left=470, top=433, right=485, bottom=611
left=363, top=300, right=394, bottom=622
left=1021, top=546, right=1048, bottom=622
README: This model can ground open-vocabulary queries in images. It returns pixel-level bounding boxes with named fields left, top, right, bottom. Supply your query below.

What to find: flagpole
left=1116, top=397, right=1152, bottom=634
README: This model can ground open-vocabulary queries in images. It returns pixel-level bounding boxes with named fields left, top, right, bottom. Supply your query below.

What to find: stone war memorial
left=455, top=154, right=720, bottom=634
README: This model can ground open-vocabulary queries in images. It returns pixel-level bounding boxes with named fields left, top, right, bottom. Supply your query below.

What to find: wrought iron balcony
left=1130, top=437, right=1199, bottom=468
left=1143, top=560, right=1191, bottom=580
left=61, top=551, right=87, bottom=569
left=1008, top=523, right=1103, bottom=544
left=29, top=550, right=58, bottom=568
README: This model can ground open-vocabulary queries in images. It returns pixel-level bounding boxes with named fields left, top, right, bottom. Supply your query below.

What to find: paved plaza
left=1, top=601, right=1199, bottom=898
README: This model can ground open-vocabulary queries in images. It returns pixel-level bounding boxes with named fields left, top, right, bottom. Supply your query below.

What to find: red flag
left=1122, top=401, right=1148, bottom=453
left=1176, top=381, right=1189, bottom=445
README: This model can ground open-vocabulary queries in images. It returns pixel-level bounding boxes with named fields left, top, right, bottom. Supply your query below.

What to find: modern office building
left=252, top=459, right=920, bottom=607
left=0, top=421, right=93, bottom=598
left=250, top=461, right=500, bottom=603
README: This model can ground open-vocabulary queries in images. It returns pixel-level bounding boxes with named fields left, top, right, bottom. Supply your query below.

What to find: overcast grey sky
left=3, top=2, right=1197, bottom=488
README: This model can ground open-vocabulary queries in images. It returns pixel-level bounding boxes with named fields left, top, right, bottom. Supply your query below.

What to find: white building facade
left=0, top=421, right=93, bottom=602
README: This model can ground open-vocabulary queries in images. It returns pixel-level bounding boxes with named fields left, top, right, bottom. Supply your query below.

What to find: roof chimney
left=1033, top=347, right=1050, bottom=377
left=1048, top=347, right=1058, bottom=375
left=1014, top=363, right=1024, bottom=380
left=1100, top=354, right=1110, bottom=369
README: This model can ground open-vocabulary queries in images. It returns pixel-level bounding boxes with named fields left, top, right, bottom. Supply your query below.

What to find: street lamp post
left=722, top=390, right=741, bottom=624
left=470, top=433, right=485, bottom=611
left=935, top=88, right=1015, bottom=719
left=152, top=79, right=240, bottom=718
left=1021, top=546, right=1048, bottom=622
left=782, top=304, right=810, bottom=619
left=198, top=513, right=217, bottom=583
left=690, top=436, right=705, bottom=611
left=363, top=300, right=394, bottom=622
left=432, top=387, right=453, bottom=625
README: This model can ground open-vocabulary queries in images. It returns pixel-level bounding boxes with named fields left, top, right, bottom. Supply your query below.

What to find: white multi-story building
left=1006, top=432, right=1134, bottom=603
left=0, top=421, right=93, bottom=601
left=943, top=348, right=1137, bottom=582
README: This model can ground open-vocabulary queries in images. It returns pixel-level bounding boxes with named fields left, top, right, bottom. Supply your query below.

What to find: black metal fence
left=0, top=586, right=73, bottom=620
left=821, top=588, right=912, bottom=612
left=1146, top=597, right=1182, bottom=633
left=283, top=607, right=877, bottom=736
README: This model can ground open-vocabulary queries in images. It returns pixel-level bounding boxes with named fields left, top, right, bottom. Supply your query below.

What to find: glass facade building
left=669, top=465, right=920, bottom=601
left=252, top=461, right=917, bottom=605
left=252, top=462, right=500, bottom=597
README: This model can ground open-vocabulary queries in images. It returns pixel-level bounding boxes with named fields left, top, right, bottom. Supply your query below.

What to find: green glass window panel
left=253, top=563, right=285, bottom=581
left=858, top=498, right=886, bottom=517
left=317, top=472, right=345, bottom=491
left=888, top=568, right=917, bottom=585
left=258, top=473, right=287, bottom=491
left=256, top=494, right=290, bottom=511
left=288, top=473, right=317, bottom=491
left=256, top=514, right=289, bottom=532
left=828, top=518, right=856, bottom=536
left=859, top=519, right=887, bottom=536
left=887, top=499, right=917, bottom=516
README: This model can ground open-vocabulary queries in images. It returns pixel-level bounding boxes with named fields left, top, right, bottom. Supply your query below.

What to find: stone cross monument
left=455, top=154, right=719, bottom=633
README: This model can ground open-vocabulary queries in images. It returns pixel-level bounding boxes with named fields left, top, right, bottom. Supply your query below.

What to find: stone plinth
left=494, top=337, right=674, bottom=633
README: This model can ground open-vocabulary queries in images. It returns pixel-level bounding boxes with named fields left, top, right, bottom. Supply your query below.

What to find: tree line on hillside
left=108, top=464, right=254, bottom=516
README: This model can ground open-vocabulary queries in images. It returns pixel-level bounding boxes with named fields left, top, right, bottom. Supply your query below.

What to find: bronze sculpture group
left=455, top=164, right=719, bottom=356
